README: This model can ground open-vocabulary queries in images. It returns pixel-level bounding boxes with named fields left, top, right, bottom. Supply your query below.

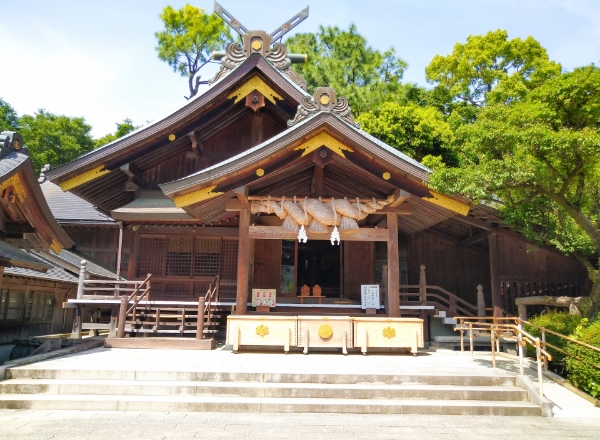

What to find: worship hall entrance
left=297, top=240, right=341, bottom=298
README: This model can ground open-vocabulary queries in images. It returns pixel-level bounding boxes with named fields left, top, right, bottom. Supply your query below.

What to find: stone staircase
left=0, top=366, right=541, bottom=415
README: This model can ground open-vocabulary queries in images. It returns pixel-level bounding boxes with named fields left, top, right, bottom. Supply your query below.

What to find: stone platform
left=0, top=346, right=598, bottom=417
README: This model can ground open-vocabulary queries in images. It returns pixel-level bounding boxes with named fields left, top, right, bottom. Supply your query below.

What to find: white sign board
left=252, top=289, right=277, bottom=307
left=361, top=285, right=380, bottom=309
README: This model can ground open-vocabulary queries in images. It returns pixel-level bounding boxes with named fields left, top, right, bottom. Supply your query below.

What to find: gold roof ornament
left=294, top=132, right=354, bottom=158
left=423, top=191, right=470, bottom=216
left=228, top=76, right=283, bottom=105
left=173, top=185, right=224, bottom=208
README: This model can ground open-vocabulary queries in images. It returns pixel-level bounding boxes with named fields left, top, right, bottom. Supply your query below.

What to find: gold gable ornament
left=294, top=132, right=353, bottom=158
left=227, top=76, right=283, bottom=105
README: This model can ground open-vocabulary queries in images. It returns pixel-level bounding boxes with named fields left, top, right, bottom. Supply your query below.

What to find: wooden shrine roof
left=44, top=54, right=307, bottom=212
left=0, top=134, right=74, bottom=256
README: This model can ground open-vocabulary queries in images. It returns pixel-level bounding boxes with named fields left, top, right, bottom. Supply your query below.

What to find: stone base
left=104, top=337, right=215, bottom=350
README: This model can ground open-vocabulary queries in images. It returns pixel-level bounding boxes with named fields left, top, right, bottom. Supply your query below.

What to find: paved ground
left=2, top=409, right=600, bottom=440
left=2, top=346, right=599, bottom=439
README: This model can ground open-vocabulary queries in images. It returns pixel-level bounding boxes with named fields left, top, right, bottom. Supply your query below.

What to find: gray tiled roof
left=0, top=241, right=52, bottom=271
left=0, top=152, right=28, bottom=179
left=39, top=177, right=115, bottom=224
left=55, top=248, right=120, bottom=280
left=4, top=264, right=78, bottom=284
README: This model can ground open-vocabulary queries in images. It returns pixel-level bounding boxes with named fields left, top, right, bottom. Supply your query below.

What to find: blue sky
left=1, top=0, right=599, bottom=138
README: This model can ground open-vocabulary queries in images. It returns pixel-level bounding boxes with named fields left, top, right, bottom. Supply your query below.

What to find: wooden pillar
left=386, top=213, right=400, bottom=317
left=236, top=207, right=250, bottom=315
left=488, top=231, right=502, bottom=317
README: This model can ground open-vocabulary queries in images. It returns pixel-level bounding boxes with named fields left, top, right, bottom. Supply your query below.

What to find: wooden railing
left=116, top=275, right=222, bottom=339
left=400, top=285, right=478, bottom=316
left=398, top=264, right=479, bottom=316
left=454, top=316, right=600, bottom=399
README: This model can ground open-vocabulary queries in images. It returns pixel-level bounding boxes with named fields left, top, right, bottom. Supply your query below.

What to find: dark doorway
left=297, top=240, right=340, bottom=297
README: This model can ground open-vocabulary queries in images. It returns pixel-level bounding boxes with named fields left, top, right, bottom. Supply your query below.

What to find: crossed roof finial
left=214, top=1, right=309, bottom=43
left=209, top=2, right=309, bottom=89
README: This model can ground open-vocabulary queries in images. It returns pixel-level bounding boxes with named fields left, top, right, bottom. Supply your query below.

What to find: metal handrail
left=454, top=316, right=600, bottom=398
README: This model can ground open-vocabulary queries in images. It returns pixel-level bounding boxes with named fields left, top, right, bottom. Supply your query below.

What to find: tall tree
left=0, top=98, right=19, bottom=132
left=94, top=118, right=139, bottom=149
left=428, top=65, right=600, bottom=318
left=425, top=30, right=561, bottom=107
left=286, top=25, right=407, bottom=115
left=155, top=4, right=231, bottom=100
left=18, top=110, right=95, bottom=175
left=357, top=103, right=456, bottom=165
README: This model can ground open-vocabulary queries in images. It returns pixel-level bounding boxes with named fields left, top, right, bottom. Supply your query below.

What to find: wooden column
left=236, top=207, right=250, bottom=315
left=488, top=231, right=502, bottom=317
left=387, top=213, right=400, bottom=317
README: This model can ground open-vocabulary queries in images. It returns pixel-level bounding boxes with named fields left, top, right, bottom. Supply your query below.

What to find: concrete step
left=0, top=379, right=528, bottom=401
left=0, top=393, right=541, bottom=415
left=5, top=369, right=517, bottom=386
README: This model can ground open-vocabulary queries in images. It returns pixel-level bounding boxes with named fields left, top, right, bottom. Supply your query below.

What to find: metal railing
left=454, top=316, right=600, bottom=398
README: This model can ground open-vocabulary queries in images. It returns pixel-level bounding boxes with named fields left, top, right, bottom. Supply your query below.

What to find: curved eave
left=160, top=112, right=432, bottom=198
left=45, top=54, right=308, bottom=185
left=2, top=154, right=74, bottom=250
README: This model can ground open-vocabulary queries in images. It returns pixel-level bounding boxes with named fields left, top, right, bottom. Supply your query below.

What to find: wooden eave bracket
left=120, top=163, right=143, bottom=191
left=234, top=186, right=249, bottom=207
left=186, top=131, right=202, bottom=159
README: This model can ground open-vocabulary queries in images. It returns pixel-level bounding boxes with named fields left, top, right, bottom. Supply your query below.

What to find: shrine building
left=42, top=4, right=588, bottom=342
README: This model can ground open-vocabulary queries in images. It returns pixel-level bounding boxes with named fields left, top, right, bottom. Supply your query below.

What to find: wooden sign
left=361, top=285, right=380, bottom=310
left=252, top=289, right=277, bottom=307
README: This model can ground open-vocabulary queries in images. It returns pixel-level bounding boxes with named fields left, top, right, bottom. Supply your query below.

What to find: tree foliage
left=94, top=118, right=139, bottom=149
left=428, top=65, right=600, bottom=318
left=155, top=4, right=231, bottom=99
left=286, top=25, right=407, bottom=115
left=19, top=110, right=95, bottom=175
left=357, top=103, right=456, bottom=165
left=0, top=98, right=19, bottom=132
left=425, top=30, right=561, bottom=107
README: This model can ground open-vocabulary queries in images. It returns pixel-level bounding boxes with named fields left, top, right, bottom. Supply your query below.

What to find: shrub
left=565, top=318, right=600, bottom=398
left=525, top=311, right=582, bottom=368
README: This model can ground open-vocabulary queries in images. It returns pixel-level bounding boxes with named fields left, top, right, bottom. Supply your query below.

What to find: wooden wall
left=408, top=230, right=490, bottom=306
left=496, top=234, right=588, bottom=284
left=62, top=225, right=128, bottom=273
left=252, top=239, right=282, bottom=291
left=343, top=241, right=374, bottom=300
left=0, top=276, right=74, bottom=344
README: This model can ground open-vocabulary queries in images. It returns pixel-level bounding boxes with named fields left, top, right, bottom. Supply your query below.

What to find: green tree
left=155, top=4, right=231, bottom=100
left=428, top=65, right=600, bottom=318
left=286, top=25, right=407, bottom=115
left=0, top=98, right=19, bottom=132
left=19, top=110, right=94, bottom=174
left=357, top=102, right=456, bottom=165
left=94, top=118, right=139, bottom=149
left=426, top=30, right=561, bottom=107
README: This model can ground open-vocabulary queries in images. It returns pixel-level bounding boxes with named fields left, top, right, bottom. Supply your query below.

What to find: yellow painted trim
left=423, top=191, right=470, bottom=216
left=59, top=166, right=109, bottom=192
left=50, top=240, right=63, bottom=255
left=293, top=132, right=354, bottom=158
left=227, top=76, right=282, bottom=104
left=0, top=175, right=26, bottom=201
left=173, top=185, right=224, bottom=208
